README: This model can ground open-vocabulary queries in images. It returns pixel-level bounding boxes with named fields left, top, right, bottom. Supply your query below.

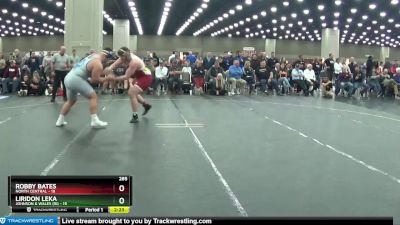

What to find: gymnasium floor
left=1, top=94, right=400, bottom=221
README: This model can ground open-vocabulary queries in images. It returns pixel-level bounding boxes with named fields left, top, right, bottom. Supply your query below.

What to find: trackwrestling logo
left=0, top=217, right=6, bottom=224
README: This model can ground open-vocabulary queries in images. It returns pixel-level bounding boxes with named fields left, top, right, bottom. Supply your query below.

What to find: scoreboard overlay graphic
left=8, top=176, right=132, bottom=214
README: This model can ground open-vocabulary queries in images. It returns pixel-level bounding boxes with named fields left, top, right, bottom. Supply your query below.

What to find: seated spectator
left=390, top=60, right=398, bottom=75
left=208, top=60, right=224, bottom=95
left=303, top=64, right=318, bottom=96
left=29, top=71, right=45, bottom=96
left=168, top=59, right=183, bottom=94
left=393, top=68, right=400, bottom=87
left=381, top=68, right=399, bottom=99
left=269, top=63, right=282, bottom=95
left=18, top=74, right=30, bottom=96
left=335, top=66, right=353, bottom=97
left=368, top=67, right=383, bottom=96
left=255, top=61, right=268, bottom=94
left=215, top=73, right=226, bottom=96
left=278, top=63, right=290, bottom=95
left=114, top=65, right=129, bottom=94
left=228, top=60, right=246, bottom=95
left=102, top=60, right=117, bottom=95
left=321, top=78, right=333, bottom=98
left=242, top=61, right=256, bottom=94
left=351, top=65, right=368, bottom=97
left=181, top=60, right=192, bottom=94
left=291, top=63, right=309, bottom=96
left=1, top=60, right=20, bottom=94
left=154, top=60, right=169, bottom=95
left=192, top=60, right=206, bottom=95
left=144, top=58, right=156, bottom=94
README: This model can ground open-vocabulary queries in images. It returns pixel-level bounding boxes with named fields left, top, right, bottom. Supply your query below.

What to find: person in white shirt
left=168, top=51, right=179, bottom=65
left=334, top=58, right=342, bottom=79
left=154, top=60, right=169, bottom=94
left=303, top=64, right=318, bottom=96
left=181, top=60, right=192, bottom=79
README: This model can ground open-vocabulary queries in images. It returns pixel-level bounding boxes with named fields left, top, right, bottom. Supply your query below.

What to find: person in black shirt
left=348, top=57, right=356, bottom=75
left=366, top=55, right=374, bottom=78
left=208, top=61, right=224, bottom=94
left=27, top=52, right=40, bottom=75
left=18, top=74, right=30, bottom=96
left=250, top=54, right=260, bottom=71
left=203, top=52, right=215, bottom=70
left=267, top=52, right=279, bottom=70
left=324, top=53, right=335, bottom=81
left=294, top=54, right=306, bottom=71
left=222, top=53, right=233, bottom=71
left=256, top=61, right=269, bottom=93
left=312, top=58, right=323, bottom=86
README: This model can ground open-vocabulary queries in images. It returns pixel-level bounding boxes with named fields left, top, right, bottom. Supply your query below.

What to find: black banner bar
left=12, top=206, right=78, bottom=213
left=59, top=217, right=393, bottom=225
left=10, top=176, right=131, bottom=183
left=8, top=176, right=11, bottom=206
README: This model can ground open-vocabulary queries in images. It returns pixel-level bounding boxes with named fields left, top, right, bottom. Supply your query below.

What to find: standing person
left=105, top=47, right=153, bottom=123
left=27, top=52, right=40, bottom=75
left=324, top=53, right=335, bottom=81
left=51, top=46, right=70, bottom=102
left=55, top=49, right=113, bottom=128
left=42, top=52, right=53, bottom=81
left=186, top=51, right=197, bottom=66
left=203, top=52, right=215, bottom=70
left=348, top=57, right=357, bottom=75
left=366, top=55, right=374, bottom=79
left=69, top=49, right=81, bottom=67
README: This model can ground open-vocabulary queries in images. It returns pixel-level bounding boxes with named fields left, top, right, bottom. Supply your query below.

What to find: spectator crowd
left=1, top=47, right=400, bottom=102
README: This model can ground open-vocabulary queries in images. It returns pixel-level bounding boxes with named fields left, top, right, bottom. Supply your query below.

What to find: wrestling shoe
left=142, top=103, right=152, bottom=116
left=130, top=113, right=139, bottom=123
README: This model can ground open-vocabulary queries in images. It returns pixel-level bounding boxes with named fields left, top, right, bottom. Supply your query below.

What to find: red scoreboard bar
left=8, top=176, right=132, bottom=214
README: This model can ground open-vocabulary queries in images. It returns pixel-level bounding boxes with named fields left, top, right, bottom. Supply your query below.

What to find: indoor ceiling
left=0, top=0, right=399, bottom=48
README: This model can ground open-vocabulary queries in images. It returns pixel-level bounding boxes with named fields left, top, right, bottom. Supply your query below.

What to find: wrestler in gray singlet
left=64, top=54, right=97, bottom=101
